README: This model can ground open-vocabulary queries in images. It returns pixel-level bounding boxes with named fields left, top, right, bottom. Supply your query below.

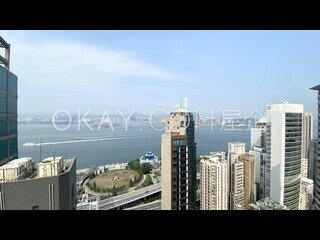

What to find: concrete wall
left=0, top=158, right=76, bottom=210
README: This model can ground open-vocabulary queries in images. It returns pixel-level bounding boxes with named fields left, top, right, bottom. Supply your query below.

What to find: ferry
left=23, top=142, right=36, bottom=146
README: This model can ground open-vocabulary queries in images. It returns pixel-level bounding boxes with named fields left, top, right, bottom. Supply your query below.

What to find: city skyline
left=0, top=30, right=319, bottom=118
left=0, top=33, right=319, bottom=211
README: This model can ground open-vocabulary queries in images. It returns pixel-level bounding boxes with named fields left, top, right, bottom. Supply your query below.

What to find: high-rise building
left=0, top=37, right=18, bottom=166
left=265, top=102, right=303, bottom=210
left=239, top=153, right=256, bottom=205
left=249, top=147, right=267, bottom=200
left=311, top=85, right=320, bottom=209
left=250, top=117, right=267, bottom=149
left=308, top=139, right=317, bottom=182
left=302, top=113, right=313, bottom=158
left=299, top=178, right=314, bottom=210
left=228, top=142, right=246, bottom=157
left=301, top=112, right=313, bottom=178
left=250, top=117, right=267, bottom=201
left=0, top=156, right=76, bottom=210
left=229, top=160, right=244, bottom=210
left=161, top=100, right=197, bottom=210
left=200, top=156, right=228, bottom=210
left=227, top=142, right=245, bottom=207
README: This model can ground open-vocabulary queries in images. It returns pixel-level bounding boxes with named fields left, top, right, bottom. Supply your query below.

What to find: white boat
left=23, top=142, right=36, bottom=146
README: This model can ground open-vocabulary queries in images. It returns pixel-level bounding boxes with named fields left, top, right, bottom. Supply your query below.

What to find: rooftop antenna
left=39, top=137, right=42, bottom=162
left=180, top=97, right=183, bottom=109
left=184, top=97, right=188, bottom=110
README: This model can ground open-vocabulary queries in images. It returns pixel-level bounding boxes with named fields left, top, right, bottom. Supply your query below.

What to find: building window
left=32, top=205, right=39, bottom=210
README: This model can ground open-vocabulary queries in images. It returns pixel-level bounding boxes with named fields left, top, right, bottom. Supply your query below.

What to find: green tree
left=141, top=163, right=152, bottom=174
left=129, top=179, right=133, bottom=187
left=111, top=185, right=117, bottom=196
left=141, top=175, right=153, bottom=187
left=93, top=181, right=96, bottom=189
left=128, top=159, right=141, bottom=171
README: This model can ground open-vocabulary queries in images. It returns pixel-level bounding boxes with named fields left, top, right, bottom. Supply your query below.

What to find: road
left=97, top=173, right=200, bottom=210
left=99, top=183, right=161, bottom=210
left=125, top=200, right=161, bottom=210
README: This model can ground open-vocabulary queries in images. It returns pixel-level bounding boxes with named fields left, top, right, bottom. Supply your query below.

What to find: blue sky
left=0, top=30, right=319, bottom=118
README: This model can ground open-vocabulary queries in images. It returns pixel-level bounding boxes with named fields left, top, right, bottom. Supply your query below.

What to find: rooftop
left=1, top=157, right=75, bottom=181
left=0, top=157, right=33, bottom=170
left=249, top=197, right=287, bottom=210
left=301, top=178, right=314, bottom=185
left=40, top=156, right=63, bottom=164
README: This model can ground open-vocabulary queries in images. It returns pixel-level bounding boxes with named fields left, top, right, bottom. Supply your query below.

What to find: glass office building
left=311, top=85, right=320, bottom=210
left=0, top=37, right=18, bottom=166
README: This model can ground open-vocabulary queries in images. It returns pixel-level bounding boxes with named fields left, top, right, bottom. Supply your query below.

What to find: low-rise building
left=139, top=152, right=158, bottom=169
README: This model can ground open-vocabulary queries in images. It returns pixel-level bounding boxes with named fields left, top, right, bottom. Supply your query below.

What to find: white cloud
left=8, top=39, right=181, bottom=88
left=0, top=31, right=188, bottom=114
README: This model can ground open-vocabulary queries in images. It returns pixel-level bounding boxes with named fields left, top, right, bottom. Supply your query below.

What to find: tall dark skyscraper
left=161, top=99, right=197, bottom=210
left=0, top=37, right=18, bottom=166
left=311, top=85, right=320, bottom=210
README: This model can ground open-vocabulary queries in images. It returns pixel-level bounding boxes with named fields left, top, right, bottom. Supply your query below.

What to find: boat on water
left=75, top=137, right=83, bottom=140
left=23, top=142, right=36, bottom=146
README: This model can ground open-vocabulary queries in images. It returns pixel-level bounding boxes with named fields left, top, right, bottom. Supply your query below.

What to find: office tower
left=239, top=153, right=256, bottom=205
left=311, top=85, right=320, bottom=209
left=308, top=139, right=317, bottom=182
left=200, top=156, right=228, bottom=210
left=0, top=156, right=76, bottom=210
left=0, top=37, right=18, bottom=166
left=229, top=160, right=244, bottom=210
left=250, top=117, right=267, bottom=201
left=301, top=112, right=313, bottom=178
left=227, top=142, right=245, bottom=207
left=249, top=147, right=267, bottom=200
left=265, top=102, right=303, bottom=210
left=161, top=100, right=197, bottom=210
left=299, top=178, right=314, bottom=210
left=250, top=117, right=267, bottom=149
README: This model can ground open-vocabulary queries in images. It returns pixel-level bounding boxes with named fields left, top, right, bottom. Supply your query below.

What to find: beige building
left=229, top=160, right=244, bottom=210
left=227, top=142, right=246, bottom=207
left=239, top=154, right=256, bottom=206
left=161, top=102, right=196, bottom=210
left=299, top=178, right=314, bottom=210
left=38, top=156, right=64, bottom=178
left=200, top=156, right=228, bottom=210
